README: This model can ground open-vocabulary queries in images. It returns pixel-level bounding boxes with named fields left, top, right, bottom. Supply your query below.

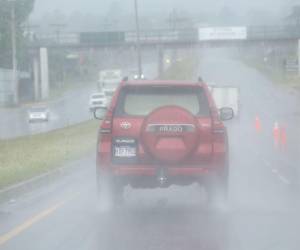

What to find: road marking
left=270, top=168, right=291, bottom=185
left=262, top=159, right=271, bottom=167
left=0, top=191, right=81, bottom=246
left=261, top=157, right=291, bottom=185
left=0, top=201, right=65, bottom=246
left=277, top=174, right=291, bottom=185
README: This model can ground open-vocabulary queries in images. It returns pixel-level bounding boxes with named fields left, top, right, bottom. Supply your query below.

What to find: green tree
left=0, top=0, right=35, bottom=69
left=287, top=5, right=300, bottom=26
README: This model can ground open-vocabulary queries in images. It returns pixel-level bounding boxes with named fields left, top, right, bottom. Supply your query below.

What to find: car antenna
left=198, top=76, right=203, bottom=82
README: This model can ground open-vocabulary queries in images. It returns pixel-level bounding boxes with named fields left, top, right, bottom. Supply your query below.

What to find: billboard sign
left=199, top=27, right=247, bottom=41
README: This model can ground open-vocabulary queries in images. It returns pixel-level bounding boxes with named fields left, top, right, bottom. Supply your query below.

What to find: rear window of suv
left=115, top=85, right=210, bottom=116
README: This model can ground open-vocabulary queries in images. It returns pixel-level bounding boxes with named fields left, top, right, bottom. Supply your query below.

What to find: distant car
left=103, top=88, right=116, bottom=102
left=97, top=69, right=122, bottom=96
left=133, top=73, right=145, bottom=80
left=129, top=69, right=145, bottom=80
left=28, top=107, right=49, bottom=123
left=89, top=92, right=107, bottom=111
left=208, top=84, right=240, bottom=117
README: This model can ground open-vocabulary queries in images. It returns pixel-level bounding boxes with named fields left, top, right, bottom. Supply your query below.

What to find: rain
left=0, top=0, right=300, bottom=250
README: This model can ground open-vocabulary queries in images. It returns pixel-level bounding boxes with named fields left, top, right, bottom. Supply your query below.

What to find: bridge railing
left=248, top=25, right=300, bottom=40
left=30, top=25, right=300, bottom=47
left=31, top=29, right=199, bottom=47
left=125, top=29, right=198, bottom=43
left=33, top=33, right=80, bottom=45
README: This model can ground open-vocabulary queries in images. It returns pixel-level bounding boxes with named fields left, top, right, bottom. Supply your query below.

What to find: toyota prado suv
left=94, top=79, right=234, bottom=206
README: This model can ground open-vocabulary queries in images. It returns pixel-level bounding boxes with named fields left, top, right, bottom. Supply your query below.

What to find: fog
left=30, top=0, right=296, bottom=30
left=32, top=0, right=290, bottom=16
left=1, top=0, right=300, bottom=249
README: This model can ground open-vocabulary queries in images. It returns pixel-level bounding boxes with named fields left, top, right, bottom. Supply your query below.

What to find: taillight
left=213, top=127, right=226, bottom=135
left=100, top=112, right=113, bottom=134
left=212, top=121, right=226, bottom=142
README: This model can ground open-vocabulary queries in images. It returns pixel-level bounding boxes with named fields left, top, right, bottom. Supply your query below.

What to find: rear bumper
left=89, top=105, right=106, bottom=110
left=28, top=118, right=48, bottom=123
left=96, top=161, right=227, bottom=188
left=111, top=166, right=211, bottom=177
left=100, top=165, right=222, bottom=188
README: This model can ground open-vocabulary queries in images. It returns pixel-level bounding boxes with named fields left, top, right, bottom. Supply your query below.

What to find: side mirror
left=219, top=107, right=234, bottom=121
left=93, top=107, right=107, bottom=120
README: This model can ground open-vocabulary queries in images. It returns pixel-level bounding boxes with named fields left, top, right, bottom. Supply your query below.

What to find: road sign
left=284, top=58, right=298, bottom=74
left=198, top=27, right=247, bottom=41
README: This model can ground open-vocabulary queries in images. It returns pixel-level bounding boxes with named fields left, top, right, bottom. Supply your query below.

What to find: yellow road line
left=0, top=201, right=65, bottom=246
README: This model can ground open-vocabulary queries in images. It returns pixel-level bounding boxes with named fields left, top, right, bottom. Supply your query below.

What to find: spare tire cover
left=141, top=106, right=199, bottom=164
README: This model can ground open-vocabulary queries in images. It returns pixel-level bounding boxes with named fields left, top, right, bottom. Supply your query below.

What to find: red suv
left=95, top=79, right=233, bottom=205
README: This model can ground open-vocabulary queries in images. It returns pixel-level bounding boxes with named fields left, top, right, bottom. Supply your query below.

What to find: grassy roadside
left=242, top=58, right=300, bottom=87
left=0, top=120, right=99, bottom=189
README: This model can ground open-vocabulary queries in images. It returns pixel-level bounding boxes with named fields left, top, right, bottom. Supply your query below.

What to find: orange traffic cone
left=255, top=116, right=261, bottom=133
left=280, top=126, right=287, bottom=151
left=273, top=122, right=280, bottom=148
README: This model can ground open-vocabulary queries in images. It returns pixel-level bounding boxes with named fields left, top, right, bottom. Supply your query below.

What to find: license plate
left=114, top=147, right=136, bottom=157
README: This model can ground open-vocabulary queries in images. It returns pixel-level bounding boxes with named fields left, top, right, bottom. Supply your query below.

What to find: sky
left=31, top=0, right=292, bottom=18
left=29, top=0, right=299, bottom=32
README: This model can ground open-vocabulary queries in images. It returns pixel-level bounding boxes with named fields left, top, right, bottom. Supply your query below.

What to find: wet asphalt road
left=0, top=62, right=158, bottom=140
left=0, top=51, right=300, bottom=250
left=0, top=85, right=95, bottom=139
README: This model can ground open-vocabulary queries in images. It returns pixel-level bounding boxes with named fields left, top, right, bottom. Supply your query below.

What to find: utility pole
left=134, top=0, right=143, bottom=78
left=298, top=39, right=300, bottom=76
left=169, top=8, right=188, bottom=30
left=50, top=24, right=66, bottom=44
left=9, top=0, right=18, bottom=105
left=23, top=22, right=39, bottom=42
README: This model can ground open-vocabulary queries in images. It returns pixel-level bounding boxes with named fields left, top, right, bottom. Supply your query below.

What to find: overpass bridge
left=16, top=25, right=300, bottom=106
left=30, top=25, right=300, bottom=49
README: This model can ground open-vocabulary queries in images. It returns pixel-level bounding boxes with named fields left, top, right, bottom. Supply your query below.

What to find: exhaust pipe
left=157, top=168, right=167, bottom=186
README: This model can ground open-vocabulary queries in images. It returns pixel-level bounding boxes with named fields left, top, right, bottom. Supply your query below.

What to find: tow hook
left=157, top=168, right=167, bottom=186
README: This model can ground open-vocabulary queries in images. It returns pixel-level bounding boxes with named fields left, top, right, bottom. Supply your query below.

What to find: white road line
left=277, top=174, right=291, bottom=185
left=271, top=168, right=291, bottom=185
left=263, top=159, right=272, bottom=167
left=263, top=159, right=291, bottom=185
